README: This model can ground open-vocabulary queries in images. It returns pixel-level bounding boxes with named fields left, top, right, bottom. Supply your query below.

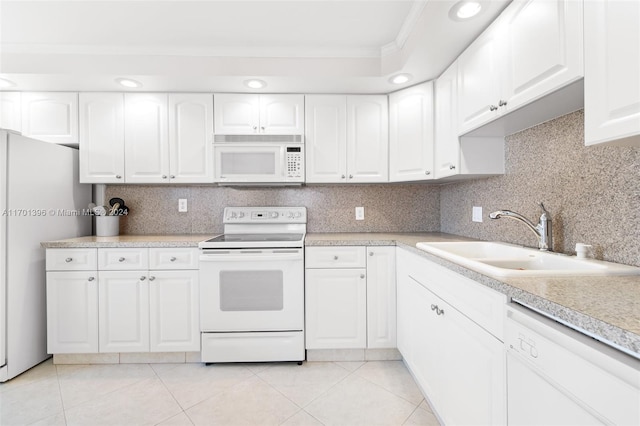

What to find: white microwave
left=213, top=135, right=304, bottom=184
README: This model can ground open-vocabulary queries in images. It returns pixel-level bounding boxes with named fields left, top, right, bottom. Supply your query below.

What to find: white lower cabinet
left=305, top=246, right=396, bottom=350
left=46, top=271, right=99, bottom=354
left=397, top=248, right=506, bottom=425
left=45, top=247, right=199, bottom=355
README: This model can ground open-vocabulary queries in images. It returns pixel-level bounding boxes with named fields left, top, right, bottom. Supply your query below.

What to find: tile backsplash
left=105, top=110, right=640, bottom=267
left=105, top=184, right=441, bottom=235
left=440, top=110, right=640, bottom=267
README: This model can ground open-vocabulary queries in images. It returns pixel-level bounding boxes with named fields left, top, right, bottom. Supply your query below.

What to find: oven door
left=199, top=248, right=304, bottom=331
left=213, top=143, right=304, bottom=183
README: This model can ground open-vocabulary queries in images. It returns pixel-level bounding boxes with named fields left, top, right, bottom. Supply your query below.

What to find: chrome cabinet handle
left=140, top=276, right=146, bottom=281
left=498, top=99, right=508, bottom=107
left=170, top=175, right=175, bottom=179
left=253, top=126, right=258, bottom=131
left=425, top=171, right=431, bottom=175
left=88, top=276, right=95, bottom=281
left=65, top=257, right=73, bottom=263
left=360, top=274, right=365, bottom=279
left=431, top=304, right=445, bottom=316
left=170, top=257, right=177, bottom=262
left=489, top=105, right=498, bottom=111
left=162, top=175, right=168, bottom=179
left=349, top=174, right=353, bottom=179
left=333, top=256, right=339, bottom=260
left=261, top=126, right=265, bottom=131
left=341, top=174, right=346, bottom=179
left=116, top=175, right=122, bottom=179
left=149, top=276, right=155, bottom=281
left=369, top=252, right=374, bottom=256
left=118, top=257, right=125, bottom=262
left=449, top=165, right=456, bottom=170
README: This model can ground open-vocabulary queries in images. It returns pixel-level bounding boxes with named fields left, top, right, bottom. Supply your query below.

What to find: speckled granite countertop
left=42, top=232, right=640, bottom=357
left=41, top=234, right=216, bottom=248
left=306, top=232, right=640, bottom=358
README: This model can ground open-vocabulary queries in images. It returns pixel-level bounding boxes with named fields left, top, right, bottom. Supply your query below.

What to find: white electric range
left=198, top=207, right=306, bottom=363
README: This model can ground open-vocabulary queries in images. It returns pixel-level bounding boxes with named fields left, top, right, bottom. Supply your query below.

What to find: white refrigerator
left=0, top=130, right=91, bottom=382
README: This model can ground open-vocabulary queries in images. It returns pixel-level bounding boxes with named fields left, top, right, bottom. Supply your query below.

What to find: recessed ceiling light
left=389, top=74, right=412, bottom=85
left=115, top=78, right=143, bottom=88
left=244, top=79, right=267, bottom=89
left=449, top=1, right=483, bottom=21
left=0, top=77, right=16, bottom=88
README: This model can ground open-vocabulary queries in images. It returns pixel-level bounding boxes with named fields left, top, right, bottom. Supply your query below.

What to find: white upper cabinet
left=347, top=95, right=389, bottom=183
left=214, top=94, right=303, bottom=135
left=389, top=82, right=434, bottom=182
left=305, top=95, right=347, bottom=183
left=0, top=92, right=21, bottom=132
left=458, top=0, right=583, bottom=135
left=124, top=93, right=170, bottom=184
left=502, top=0, right=583, bottom=112
left=584, top=0, right=640, bottom=146
left=21, top=92, right=79, bottom=144
left=259, top=94, right=304, bottom=135
left=457, top=26, right=504, bottom=134
left=79, top=93, right=125, bottom=184
left=434, top=61, right=460, bottom=179
left=168, top=93, right=214, bottom=183
left=305, top=95, right=388, bottom=183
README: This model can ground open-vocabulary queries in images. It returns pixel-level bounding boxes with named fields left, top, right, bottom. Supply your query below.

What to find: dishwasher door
left=505, top=304, right=640, bottom=425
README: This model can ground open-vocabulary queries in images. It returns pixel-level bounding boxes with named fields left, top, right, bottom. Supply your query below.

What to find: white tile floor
left=0, top=359, right=441, bottom=426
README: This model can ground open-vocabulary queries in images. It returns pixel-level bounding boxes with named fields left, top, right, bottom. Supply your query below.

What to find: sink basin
left=415, top=241, right=640, bottom=277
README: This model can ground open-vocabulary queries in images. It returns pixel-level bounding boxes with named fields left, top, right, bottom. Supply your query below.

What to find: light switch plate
left=472, top=206, right=483, bottom=222
left=178, top=199, right=188, bottom=212
left=355, top=207, right=364, bottom=220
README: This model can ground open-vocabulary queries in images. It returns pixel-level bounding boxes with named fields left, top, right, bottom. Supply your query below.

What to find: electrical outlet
left=355, top=207, right=365, bottom=220
left=472, top=206, right=483, bottom=222
left=178, top=199, right=188, bottom=212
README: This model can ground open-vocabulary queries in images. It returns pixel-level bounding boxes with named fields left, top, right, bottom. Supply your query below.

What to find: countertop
left=42, top=232, right=640, bottom=357
left=306, top=232, right=640, bottom=358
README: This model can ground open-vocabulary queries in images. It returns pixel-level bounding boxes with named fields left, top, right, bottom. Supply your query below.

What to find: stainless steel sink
left=415, top=241, right=640, bottom=277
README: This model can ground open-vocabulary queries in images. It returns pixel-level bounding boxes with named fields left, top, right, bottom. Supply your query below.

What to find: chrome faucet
left=489, top=203, right=553, bottom=251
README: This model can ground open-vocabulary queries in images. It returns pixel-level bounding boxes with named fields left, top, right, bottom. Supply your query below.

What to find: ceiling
left=0, top=0, right=511, bottom=93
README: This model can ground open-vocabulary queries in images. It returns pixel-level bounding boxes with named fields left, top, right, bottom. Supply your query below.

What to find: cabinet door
left=21, top=92, right=79, bottom=144
left=304, top=95, right=347, bottom=183
left=149, top=270, right=199, bottom=352
left=305, top=268, right=367, bottom=349
left=98, top=271, right=150, bottom=352
left=347, top=95, right=389, bottom=183
left=46, top=271, right=99, bottom=354
left=585, top=0, right=640, bottom=146
left=259, top=94, right=304, bottom=135
left=79, top=93, right=125, bottom=183
left=457, top=27, right=504, bottom=134
left=434, top=61, right=460, bottom=179
left=214, top=94, right=259, bottom=134
left=168, top=93, right=214, bottom=183
left=503, top=0, right=583, bottom=112
left=389, top=83, right=434, bottom=182
left=124, top=93, right=170, bottom=183
left=0, top=92, right=21, bottom=132
left=366, top=247, right=396, bottom=349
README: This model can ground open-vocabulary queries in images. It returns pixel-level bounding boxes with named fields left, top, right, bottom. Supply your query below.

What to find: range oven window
left=219, top=270, right=284, bottom=311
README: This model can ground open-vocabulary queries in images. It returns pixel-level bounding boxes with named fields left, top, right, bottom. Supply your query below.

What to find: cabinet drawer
left=305, top=246, right=366, bottom=268
left=98, top=248, right=148, bottom=270
left=46, top=249, right=97, bottom=271
left=149, top=248, right=199, bottom=270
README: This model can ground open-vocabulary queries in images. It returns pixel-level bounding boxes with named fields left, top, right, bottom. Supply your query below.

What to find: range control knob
left=238, top=212, right=245, bottom=218
left=294, top=212, right=302, bottom=218
left=271, top=212, right=279, bottom=218
left=229, top=212, right=237, bottom=219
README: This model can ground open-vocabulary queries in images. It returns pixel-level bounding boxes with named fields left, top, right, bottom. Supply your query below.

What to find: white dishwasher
left=505, top=303, right=640, bottom=425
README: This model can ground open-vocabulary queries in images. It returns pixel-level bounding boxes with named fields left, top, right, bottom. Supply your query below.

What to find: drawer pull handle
left=118, top=257, right=125, bottom=262
left=140, top=276, right=146, bottom=281
left=149, top=276, right=155, bottom=281
left=88, top=277, right=95, bottom=281
left=65, top=257, right=73, bottom=263
left=170, top=257, right=177, bottom=262
left=431, top=304, right=445, bottom=316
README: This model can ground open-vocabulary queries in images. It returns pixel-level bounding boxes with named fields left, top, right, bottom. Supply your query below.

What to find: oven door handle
left=199, top=250, right=302, bottom=262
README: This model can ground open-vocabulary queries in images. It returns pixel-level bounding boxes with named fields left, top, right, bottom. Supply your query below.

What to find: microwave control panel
left=286, top=147, right=303, bottom=178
